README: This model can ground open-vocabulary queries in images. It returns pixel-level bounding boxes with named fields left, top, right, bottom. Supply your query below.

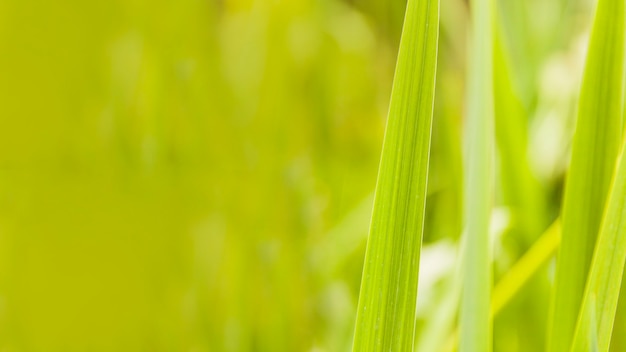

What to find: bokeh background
left=0, top=0, right=601, bottom=350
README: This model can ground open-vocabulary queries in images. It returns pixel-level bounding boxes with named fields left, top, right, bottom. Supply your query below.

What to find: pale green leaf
left=459, top=0, right=495, bottom=350
left=446, top=219, right=561, bottom=351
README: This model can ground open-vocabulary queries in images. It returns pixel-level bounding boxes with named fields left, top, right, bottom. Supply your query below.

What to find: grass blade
left=351, top=0, right=440, bottom=350
left=446, top=219, right=561, bottom=351
left=491, top=220, right=561, bottom=317
left=570, top=140, right=626, bottom=352
left=493, top=23, right=546, bottom=246
left=547, top=0, right=625, bottom=348
left=459, top=0, right=495, bottom=350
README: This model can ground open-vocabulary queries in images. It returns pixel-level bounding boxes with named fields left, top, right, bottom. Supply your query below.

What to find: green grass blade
left=572, top=294, right=601, bottom=352
left=493, top=23, right=546, bottom=246
left=446, top=219, right=561, bottom=351
left=491, top=13, right=552, bottom=350
left=547, top=0, right=625, bottom=348
left=491, top=220, right=561, bottom=317
left=351, top=0, right=439, bottom=350
left=459, top=0, right=495, bottom=350
left=570, top=140, right=626, bottom=352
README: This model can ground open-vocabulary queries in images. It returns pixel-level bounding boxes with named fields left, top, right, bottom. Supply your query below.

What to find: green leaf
left=351, top=0, right=439, bottom=350
left=459, top=0, right=495, bottom=350
left=446, top=219, right=561, bottom=351
left=493, top=21, right=546, bottom=245
left=570, top=140, right=626, bottom=352
left=547, top=0, right=625, bottom=348
left=572, top=294, right=601, bottom=352
left=491, top=220, right=561, bottom=317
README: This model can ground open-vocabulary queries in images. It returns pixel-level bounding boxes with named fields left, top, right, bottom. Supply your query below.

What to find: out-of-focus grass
left=0, top=0, right=396, bottom=350
left=0, top=0, right=612, bottom=350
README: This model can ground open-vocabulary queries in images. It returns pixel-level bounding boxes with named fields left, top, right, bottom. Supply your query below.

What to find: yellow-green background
left=0, top=0, right=597, bottom=350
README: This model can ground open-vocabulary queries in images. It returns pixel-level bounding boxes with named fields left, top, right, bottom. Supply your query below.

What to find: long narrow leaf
left=459, top=0, right=495, bottom=350
left=547, top=0, right=626, bottom=348
left=492, top=17, right=551, bottom=350
left=446, top=219, right=561, bottom=351
left=494, top=22, right=546, bottom=246
left=570, top=139, right=626, bottom=352
left=351, top=0, right=439, bottom=350
left=491, top=220, right=561, bottom=317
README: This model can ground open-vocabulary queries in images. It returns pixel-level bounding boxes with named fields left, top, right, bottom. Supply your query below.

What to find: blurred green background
left=0, top=0, right=599, bottom=350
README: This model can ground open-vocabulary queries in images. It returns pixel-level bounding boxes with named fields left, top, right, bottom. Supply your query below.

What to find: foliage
left=1, top=0, right=626, bottom=351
